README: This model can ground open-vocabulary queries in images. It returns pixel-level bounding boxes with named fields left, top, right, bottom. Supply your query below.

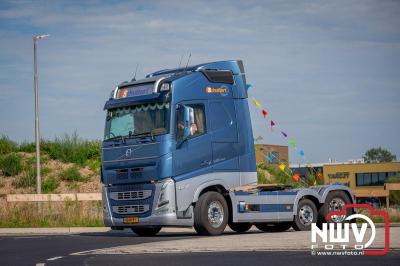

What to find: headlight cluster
left=156, top=179, right=174, bottom=209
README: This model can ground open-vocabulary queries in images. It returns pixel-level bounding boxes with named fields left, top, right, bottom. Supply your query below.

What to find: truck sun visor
left=200, top=69, right=234, bottom=84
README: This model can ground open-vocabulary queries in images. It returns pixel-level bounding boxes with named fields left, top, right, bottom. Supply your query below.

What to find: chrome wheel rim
left=328, top=198, right=346, bottom=223
left=299, top=205, right=314, bottom=226
left=208, top=201, right=224, bottom=228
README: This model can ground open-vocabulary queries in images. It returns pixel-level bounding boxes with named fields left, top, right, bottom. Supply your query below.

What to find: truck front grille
left=110, top=190, right=152, bottom=201
left=112, top=204, right=150, bottom=214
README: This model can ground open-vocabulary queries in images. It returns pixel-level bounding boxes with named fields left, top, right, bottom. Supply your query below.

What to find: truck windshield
left=104, top=102, right=170, bottom=140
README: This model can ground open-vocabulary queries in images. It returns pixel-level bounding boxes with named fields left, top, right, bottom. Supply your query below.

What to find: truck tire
left=292, top=199, right=317, bottom=231
left=131, top=227, right=162, bottom=236
left=194, top=191, right=228, bottom=235
left=255, top=222, right=292, bottom=232
left=228, top=222, right=252, bottom=233
left=318, top=191, right=352, bottom=225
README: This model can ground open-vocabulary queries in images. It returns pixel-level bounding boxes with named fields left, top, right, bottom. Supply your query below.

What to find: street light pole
left=33, top=34, right=49, bottom=194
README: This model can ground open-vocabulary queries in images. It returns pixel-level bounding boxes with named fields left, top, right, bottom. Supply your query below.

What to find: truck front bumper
left=102, top=178, right=193, bottom=228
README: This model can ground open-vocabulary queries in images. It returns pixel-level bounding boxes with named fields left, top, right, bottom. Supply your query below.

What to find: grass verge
left=0, top=199, right=103, bottom=227
left=0, top=153, right=22, bottom=176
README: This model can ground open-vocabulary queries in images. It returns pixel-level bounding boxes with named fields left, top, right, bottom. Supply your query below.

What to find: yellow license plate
left=124, top=217, right=139, bottom=224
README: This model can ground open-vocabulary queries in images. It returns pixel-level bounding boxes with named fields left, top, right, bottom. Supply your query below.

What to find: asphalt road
left=0, top=228, right=399, bottom=266
left=49, top=251, right=400, bottom=266
left=0, top=230, right=198, bottom=266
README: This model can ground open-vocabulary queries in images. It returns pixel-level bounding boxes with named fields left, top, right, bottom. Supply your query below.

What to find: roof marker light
left=159, top=83, right=170, bottom=92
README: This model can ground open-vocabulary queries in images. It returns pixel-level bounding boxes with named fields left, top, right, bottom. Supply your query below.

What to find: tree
left=363, top=147, right=396, bottom=163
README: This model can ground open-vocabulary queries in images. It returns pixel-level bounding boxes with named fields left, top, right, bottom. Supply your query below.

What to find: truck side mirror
left=176, top=104, right=195, bottom=148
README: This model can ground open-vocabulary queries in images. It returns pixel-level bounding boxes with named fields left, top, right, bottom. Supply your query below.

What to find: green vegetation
left=357, top=208, right=400, bottom=223
left=0, top=135, right=18, bottom=155
left=256, top=163, right=326, bottom=187
left=0, top=133, right=100, bottom=190
left=60, top=165, right=88, bottom=182
left=41, top=166, right=51, bottom=177
left=12, top=167, right=35, bottom=188
left=2, top=132, right=101, bottom=167
left=0, top=133, right=104, bottom=227
left=257, top=168, right=267, bottom=184
left=386, top=174, right=400, bottom=183
left=41, top=176, right=59, bottom=193
left=363, top=147, right=396, bottom=163
left=0, top=153, right=23, bottom=176
left=0, top=200, right=103, bottom=228
left=41, top=132, right=101, bottom=165
left=389, top=191, right=400, bottom=207
left=18, top=141, right=36, bottom=153
left=257, top=163, right=317, bottom=188
left=386, top=174, right=400, bottom=206
left=86, top=158, right=101, bottom=175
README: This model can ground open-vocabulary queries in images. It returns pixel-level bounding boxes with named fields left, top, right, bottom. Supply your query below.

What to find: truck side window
left=176, top=104, right=206, bottom=141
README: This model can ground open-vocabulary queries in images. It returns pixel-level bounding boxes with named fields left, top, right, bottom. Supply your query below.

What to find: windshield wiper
left=107, top=135, right=126, bottom=142
left=131, top=131, right=151, bottom=137
left=131, top=131, right=155, bottom=141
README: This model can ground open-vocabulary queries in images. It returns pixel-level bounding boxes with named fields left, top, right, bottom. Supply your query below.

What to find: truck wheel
left=194, top=191, right=228, bottom=235
left=131, top=227, right=162, bottom=236
left=292, top=199, right=317, bottom=231
left=318, top=191, right=352, bottom=224
left=255, top=222, right=292, bottom=232
left=228, top=222, right=252, bottom=233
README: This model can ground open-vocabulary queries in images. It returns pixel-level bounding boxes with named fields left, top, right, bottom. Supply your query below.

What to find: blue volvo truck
left=101, top=60, right=354, bottom=236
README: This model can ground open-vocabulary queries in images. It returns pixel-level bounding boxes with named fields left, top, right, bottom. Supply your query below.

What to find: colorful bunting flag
left=265, top=154, right=272, bottom=162
left=313, top=180, right=317, bottom=186
left=252, top=98, right=261, bottom=107
left=249, top=94, right=310, bottom=163
left=317, top=172, right=323, bottom=179
left=292, top=174, right=300, bottom=182
left=289, top=139, right=296, bottom=148
left=262, top=109, right=268, bottom=118
left=270, top=120, right=276, bottom=130
left=279, top=163, right=286, bottom=172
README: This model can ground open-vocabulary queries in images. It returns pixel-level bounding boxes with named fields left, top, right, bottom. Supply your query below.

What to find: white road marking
left=47, top=256, right=63, bottom=261
left=35, top=263, right=45, bottom=266
left=15, top=236, right=45, bottom=239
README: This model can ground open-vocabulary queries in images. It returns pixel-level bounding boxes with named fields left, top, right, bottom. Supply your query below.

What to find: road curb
left=0, top=227, right=111, bottom=235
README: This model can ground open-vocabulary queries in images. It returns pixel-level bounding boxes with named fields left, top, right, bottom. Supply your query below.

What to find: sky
left=0, top=0, right=399, bottom=163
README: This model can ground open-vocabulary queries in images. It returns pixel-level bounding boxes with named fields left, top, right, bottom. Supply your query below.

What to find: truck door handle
left=200, top=160, right=211, bottom=167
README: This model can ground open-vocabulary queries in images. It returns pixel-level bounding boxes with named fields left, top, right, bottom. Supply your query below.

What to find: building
left=323, top=162, right=400, bottom=207
left=255, top=144, right=289, bottom=165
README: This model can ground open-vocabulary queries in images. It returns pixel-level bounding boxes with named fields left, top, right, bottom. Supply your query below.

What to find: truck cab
left=101, top=60, right=354, bottom=236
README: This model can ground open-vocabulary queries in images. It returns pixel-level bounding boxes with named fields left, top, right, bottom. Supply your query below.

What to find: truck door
left=173, top=101, right=212, bottom=177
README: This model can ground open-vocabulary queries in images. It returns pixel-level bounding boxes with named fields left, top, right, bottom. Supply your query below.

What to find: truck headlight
left=156, top=179, right=174, bottom=208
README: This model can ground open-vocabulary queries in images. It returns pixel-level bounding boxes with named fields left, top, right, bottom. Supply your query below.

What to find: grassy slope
left=0, top=134, right=103, bottom=227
